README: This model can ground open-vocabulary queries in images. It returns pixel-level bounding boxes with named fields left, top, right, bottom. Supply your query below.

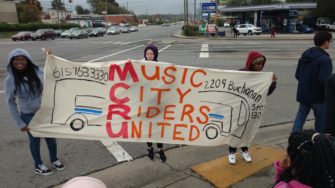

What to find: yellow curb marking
left=192, top=145, right=285, bottom=188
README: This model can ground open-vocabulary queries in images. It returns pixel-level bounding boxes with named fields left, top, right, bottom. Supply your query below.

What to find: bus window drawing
left=51, top=79, right=107, bottom=131
left=200, top=91, right=250, bottom=139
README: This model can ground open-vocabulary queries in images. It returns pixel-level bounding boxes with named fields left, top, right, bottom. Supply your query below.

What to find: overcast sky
left=67, top=0, right=208, bottom=15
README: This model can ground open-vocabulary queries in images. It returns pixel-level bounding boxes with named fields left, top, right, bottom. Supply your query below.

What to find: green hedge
left=0, top=23, right=81, bottom=32
left=182, top=25, right=199, bottom=36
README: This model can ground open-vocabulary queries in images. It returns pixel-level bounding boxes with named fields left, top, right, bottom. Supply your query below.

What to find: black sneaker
left=52, top=160, right=65, bottom=171
left=35, top=164, right=53, bottom=176
left=147, top=147, right=154, bottom=160
left=158, top=149, right=166, bottom=162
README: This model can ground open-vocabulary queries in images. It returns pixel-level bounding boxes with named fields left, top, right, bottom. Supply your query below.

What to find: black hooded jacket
left=295, top=47, right=333, bottom=104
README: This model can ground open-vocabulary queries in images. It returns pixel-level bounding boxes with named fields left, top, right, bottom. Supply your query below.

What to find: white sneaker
left=228, top=153, right=236, bottom=164
left=241, top=151, right=252, bottom=163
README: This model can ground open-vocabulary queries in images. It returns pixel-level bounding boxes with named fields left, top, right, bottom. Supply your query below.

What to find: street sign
left=206, top=24, right=216, bottom=33
left=201, top=2, right=217, bottom=13
left=201, top=2, right=217, bottom=20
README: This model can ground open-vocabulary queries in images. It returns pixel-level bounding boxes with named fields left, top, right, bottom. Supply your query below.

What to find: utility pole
left=194, top=0, right=196, bottom=22
left=105, top=0, right=107, bottom=14
left=184, top=0, right=188, bottom=26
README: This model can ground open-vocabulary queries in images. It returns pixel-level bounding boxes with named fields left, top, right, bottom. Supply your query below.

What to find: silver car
left=107, top=26, right=120, bottom=35
left=234, top=24, right=262, bottom=35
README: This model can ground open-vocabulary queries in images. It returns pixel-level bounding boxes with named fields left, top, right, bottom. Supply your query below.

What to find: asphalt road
left=0, top=25, right=334, bottom=188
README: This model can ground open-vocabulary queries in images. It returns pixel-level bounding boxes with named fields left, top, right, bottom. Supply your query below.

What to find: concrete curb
left=173, top=31, right=316, bottom=41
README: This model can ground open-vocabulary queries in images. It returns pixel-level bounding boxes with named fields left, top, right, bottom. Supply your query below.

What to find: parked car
left=106, top=26, right=120, bottom=35
left=31, top=29, right=56, bottom=40
left=161, top=23, right=170, bottom=27
left=296, top=24, right=314, bottom=33
left=11, top=31, right=32, bottom=41
left=69, top=30, right=89, bottom=39
left=120, top=26, right=130, bottom=33
left=60, top=30, right=72, bottom=38
left=54, top=29, right=62, bottom=37
left=326, top=22, right=335, bottom=30
left=234, top=24, right=262, bottom=35
left=129, top=26, right=138, bottom=32
left=89, top=28, right=104, bottom=37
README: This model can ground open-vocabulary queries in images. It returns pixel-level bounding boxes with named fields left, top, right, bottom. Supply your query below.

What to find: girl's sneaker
left=228, top=153, right=236, bottom=164
left=241, top=151, right=252, bottom=163
left=147, top=147, right=154, bottom=160
left=158, top=149, right=166, bottom=162
left=35, top=164, right=53, bottom=176
left=52, top=160, right=65, bottom=170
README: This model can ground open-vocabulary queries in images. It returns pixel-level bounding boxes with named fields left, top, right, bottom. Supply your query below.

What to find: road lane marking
left=120, top=39, right=151, bottom=45
left=87, top=45, right=145, bottom=160
left=87, top=45, right=144, bottom=63
left=100, top=140, right=133, bottom=162
left=199, top=44, right=209, bottom=58
left=159, top=45, right=172, bottom=52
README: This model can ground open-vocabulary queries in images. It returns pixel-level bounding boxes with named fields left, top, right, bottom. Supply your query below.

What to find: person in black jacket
left=325, top=74, right=335, bottom=136
left=292, top=31, right=333, bottom=134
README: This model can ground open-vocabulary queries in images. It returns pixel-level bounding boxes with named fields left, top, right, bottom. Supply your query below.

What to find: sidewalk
left=173, top=30, right=319, bottom=41
left=54, top=121, right=314, bottom=188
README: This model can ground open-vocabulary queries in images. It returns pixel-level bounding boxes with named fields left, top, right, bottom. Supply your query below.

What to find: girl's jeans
left=21, top=113, right=58, bottom=168
left=292, top=103, right=326, bottom=133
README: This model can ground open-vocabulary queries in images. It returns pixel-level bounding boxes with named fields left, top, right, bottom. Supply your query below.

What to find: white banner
left=29, top=55, right=273, bottom=147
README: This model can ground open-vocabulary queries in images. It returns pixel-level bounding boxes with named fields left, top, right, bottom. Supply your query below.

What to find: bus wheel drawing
left=203, top=123, right=220, bottom=139
left=66, top=114, right=88, bottom=131
left=70, top=118, right=85, bottom=131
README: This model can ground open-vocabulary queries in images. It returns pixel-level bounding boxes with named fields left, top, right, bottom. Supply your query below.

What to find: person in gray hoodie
left=4, top=48, right=65, bottom=175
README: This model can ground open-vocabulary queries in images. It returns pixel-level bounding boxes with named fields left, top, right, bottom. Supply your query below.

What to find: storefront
left=219, top=3, right=316, bottom=33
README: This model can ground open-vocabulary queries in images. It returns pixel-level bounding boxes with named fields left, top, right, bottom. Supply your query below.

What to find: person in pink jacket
left=273, top=130, right=335, bottom=188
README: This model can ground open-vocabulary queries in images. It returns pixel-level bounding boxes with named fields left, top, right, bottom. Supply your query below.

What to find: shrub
left=183, top=25, right=199, bottom=36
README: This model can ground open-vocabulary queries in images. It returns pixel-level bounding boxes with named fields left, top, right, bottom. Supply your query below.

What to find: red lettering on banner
left=131, top=121, right=142, bottom=138
left=176, top=88, right=191, bottom=103
left=191, top=69, right=207, bottom=88
left=109, top=61, right=139, bottom=82
left=157, top=122, right=171, bottom=138
left=148, top=122, right=153, bottom=138
left=139, top=86, right=144, bottom=102
left=151, top=88, right=170, bottom=105
left=173, top=124, right=187, bottom=141
left=107, top=104, right=130, bottom=120
left=106, top=122, right=129, bottom=138
left=146, top=106, right=160, bottom=118
left=137, top=106, right=142, bottom=117
left=181, top=104, right=194, bottom=123
left=162, top=66, right=176, bottom=84
left=109, top=83, right=130, bottom=103
left=163, top=105, right=176, bottom=120
left=141, top=65, right=160, bottom=80
left=197, top=105, right=210, bottom=124
left=189, top=125, right=200, bottom=141
left=181, top=68, right=188, bottom=84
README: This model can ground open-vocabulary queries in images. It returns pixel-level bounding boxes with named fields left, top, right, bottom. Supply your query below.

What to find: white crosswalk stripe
left=100, top=140, right=133, bottom=162
left=199, top=44, right=209, bottom=58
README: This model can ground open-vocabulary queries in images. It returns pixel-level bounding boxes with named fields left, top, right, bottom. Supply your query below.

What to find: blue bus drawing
left=200, top=91, right=250, bottom=139
left=51, top=79, right=107, bottom=131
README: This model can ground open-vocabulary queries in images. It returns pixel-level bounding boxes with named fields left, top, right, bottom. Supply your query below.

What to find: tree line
left=12, top=0, right=132, bottom=23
